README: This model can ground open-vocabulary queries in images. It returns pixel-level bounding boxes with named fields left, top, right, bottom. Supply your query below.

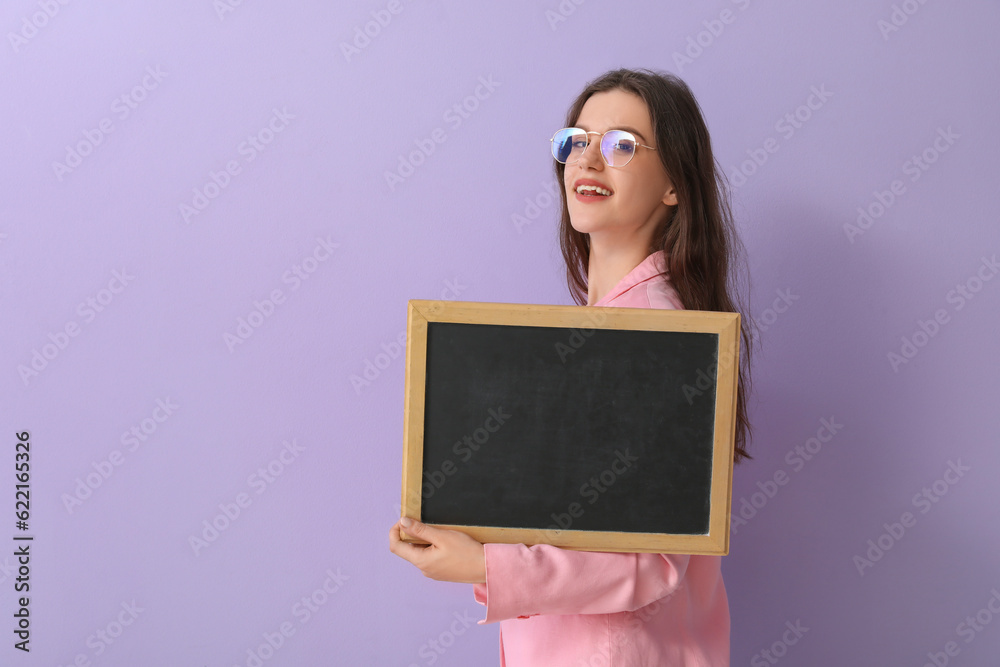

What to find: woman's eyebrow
left=576, top=124, right=649, bottom=143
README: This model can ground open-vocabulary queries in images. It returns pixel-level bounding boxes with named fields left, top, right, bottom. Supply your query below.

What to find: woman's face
left=563, top=89, right=678, bottom=240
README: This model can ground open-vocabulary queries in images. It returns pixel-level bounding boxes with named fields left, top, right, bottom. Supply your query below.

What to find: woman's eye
left=615, top=143, right=634, bottom=153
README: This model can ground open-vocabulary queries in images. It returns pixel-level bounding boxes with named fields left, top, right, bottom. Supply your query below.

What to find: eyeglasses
left=550, top=127, right=656, bottom=167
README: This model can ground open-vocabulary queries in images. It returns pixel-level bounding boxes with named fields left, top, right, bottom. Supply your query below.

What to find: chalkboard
left=399, top=300, right=739, bottom=555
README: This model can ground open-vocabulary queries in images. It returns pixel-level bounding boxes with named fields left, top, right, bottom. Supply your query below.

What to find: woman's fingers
left=389, top=519, right=429, bottom=562
left=399, top=517, right=441, bottom=544
left=389, top=519, right=486, bottom=583
left=390, top=518, right=440, bottom=565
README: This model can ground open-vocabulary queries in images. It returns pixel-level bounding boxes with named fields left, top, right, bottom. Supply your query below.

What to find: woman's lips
left=573, top=190, right=612, bottom=203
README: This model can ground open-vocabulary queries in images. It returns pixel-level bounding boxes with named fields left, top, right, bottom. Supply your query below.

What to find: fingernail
left=400, top=517, right=412, bottom=528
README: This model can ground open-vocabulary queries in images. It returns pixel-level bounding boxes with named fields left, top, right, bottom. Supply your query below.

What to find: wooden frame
left=399, top=299, right=740, bottom=555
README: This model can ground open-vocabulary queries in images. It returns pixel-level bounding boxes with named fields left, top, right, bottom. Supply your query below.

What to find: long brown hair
left=556, top=68, right=755, bottom=464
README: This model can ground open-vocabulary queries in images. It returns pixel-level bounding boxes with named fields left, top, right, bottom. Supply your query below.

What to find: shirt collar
left=593, top=250, right=667, bottom=307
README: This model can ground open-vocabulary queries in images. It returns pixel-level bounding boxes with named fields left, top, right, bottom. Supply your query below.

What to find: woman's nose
left=577, top=136, right=605, bottom=170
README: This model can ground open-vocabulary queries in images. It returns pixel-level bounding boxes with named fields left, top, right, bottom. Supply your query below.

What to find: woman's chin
left=570, top=219, right=608, bottom=236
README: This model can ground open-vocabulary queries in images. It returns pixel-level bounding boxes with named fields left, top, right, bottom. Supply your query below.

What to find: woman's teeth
left=576, top=185, right=611, bottom=196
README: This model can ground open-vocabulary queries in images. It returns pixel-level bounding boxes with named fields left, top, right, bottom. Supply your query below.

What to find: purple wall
left=2, top=1, right=998, bottom=664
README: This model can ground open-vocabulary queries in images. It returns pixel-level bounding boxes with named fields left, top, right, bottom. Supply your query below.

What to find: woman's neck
left=585, top=241, right=656, bottom=306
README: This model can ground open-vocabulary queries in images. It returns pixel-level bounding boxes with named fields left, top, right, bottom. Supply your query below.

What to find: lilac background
left=2, top=0, right=998, bottom=665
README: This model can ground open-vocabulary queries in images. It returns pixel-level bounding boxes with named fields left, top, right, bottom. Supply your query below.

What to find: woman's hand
left=389, top=517, right=486, bottom=584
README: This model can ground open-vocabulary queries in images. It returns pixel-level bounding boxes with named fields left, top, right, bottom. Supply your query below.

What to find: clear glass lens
left=601, top=131, right=637, bottom=167
left=551, top=128, right=588, bottom=163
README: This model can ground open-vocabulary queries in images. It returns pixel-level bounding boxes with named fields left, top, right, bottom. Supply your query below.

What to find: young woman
left=390, top=67, right=754, bottom=666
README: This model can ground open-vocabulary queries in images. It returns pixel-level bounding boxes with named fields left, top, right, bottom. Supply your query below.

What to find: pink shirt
left=472, top=250, right=730, bottom=666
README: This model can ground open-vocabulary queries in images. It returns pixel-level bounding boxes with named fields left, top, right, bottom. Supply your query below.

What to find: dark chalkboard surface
left=400, top=300, right=739, bottom=555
